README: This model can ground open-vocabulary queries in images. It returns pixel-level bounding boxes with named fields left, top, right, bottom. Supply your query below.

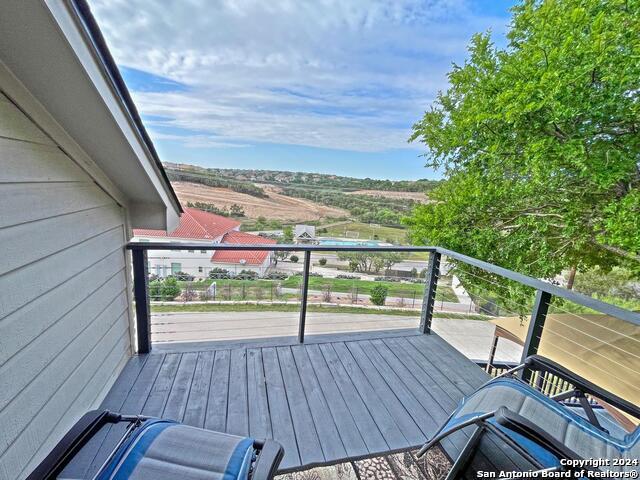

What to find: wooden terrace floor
left=63, top=332, right=496, bottom=476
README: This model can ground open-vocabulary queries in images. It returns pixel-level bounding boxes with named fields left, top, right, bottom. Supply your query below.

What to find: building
left=133, top=207, right=276, bottom=278
left=211, top=230, right=277, bottom=276
left=0, top=1, right=181, bottom=477
left=294, top=224, right=317, bottom=243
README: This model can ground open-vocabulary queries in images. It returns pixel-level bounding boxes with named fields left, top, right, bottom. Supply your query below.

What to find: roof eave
left=0, top=1, right=182, bottom=232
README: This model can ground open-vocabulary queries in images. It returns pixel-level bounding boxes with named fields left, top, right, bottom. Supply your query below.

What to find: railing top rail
left=126, top=241, right=640, bottom=326
left=437, top=247, right=640, bottom=326
left=126, top=242, right=438, bottom=253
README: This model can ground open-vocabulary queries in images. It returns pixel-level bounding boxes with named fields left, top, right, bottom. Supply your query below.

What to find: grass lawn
left=322, top=222, right=408, bottom=244
left=178, top=277, right=459, bottom=303
left=281, top=276, right=459, bottom=303
left=178, top=279, right=274, bottom=290
left=150, top=302, right=488, bottom=320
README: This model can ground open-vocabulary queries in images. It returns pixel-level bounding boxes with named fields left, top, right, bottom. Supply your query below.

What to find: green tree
left=408, top=0, right=640, bottom=303
left=283, top=226, right=294, bottom=243
left=337, top=252, right=406, bottom=273
left=571, top=266, right=639, bottom=300
left=229, top=204, right=245, bottom=217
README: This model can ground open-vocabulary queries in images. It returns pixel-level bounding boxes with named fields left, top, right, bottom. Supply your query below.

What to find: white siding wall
left=137, top=237, right=220, bottom=280
left=0, top=92, right=132, bottom=480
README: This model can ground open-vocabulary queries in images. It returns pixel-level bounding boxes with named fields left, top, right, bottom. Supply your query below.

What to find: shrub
left=370, top=285, right=388, bottom=306
left=309, top=272, right=324, bottom=277
left=209, top=268, right=230, bottom=279
left=336, top=274, right=360, bottom=280
left=290, top=255, right=299, bottom=263
left=236, top=269, right=259, bottom=280
left=318, top=257, right=327, bottom=266
left=410, top=267, right=418, bottom=278
left=173, top=271, right=194, bottom=281
left=161, top=277, right=181, bottom=300
left=149, top=280, right=163, bottom=300
left=263, top=271, right=288, bottom=280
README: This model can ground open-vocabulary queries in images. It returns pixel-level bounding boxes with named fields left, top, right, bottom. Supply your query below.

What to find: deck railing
left=126, top=242, right=640, bottom=405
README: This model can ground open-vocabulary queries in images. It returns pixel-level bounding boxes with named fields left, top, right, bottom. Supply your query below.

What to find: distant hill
left=164, top=163, right=439, bottom=193
left=164, top=163, right=438, bottom=227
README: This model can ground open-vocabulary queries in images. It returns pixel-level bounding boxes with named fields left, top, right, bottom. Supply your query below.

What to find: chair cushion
left=96, top=420, right=255, bottom=480
left=449, top=378, right=639, bottom=474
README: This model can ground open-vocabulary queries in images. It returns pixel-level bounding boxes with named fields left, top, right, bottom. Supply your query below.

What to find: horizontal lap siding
left=0, top=92, right=132, bottom=480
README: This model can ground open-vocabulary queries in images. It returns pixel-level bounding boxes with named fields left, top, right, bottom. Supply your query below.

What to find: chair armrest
left=524, top=355, right=640, bottom=419
left=26, top=410, right=121, bottom=480
left=252, top=439, right=284, bottom=480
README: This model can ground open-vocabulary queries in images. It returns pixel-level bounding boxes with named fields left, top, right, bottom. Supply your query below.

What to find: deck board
left=164, top=352, right=198, bottom=421
left=290, top=345, right=346, bottom=461
left=318, top=342, right=389, bottom=453
left=91, top=331, right=496, bottom=473
left=277, top=347, right=324, bottom=465
left=227, top=348, right=249, bottom=436
left=205, top=350, right=230, bottom=432
left=344, top=341, right=425, bottom=445
left=302, top=344, right=368, bottom=457
left=246, top=348, right=272, bottom=440
left=183, top=351, right=214, bottom=428
left=143, top=354, right=179, bottom=416
left=261, top=347, right=300, bottom=469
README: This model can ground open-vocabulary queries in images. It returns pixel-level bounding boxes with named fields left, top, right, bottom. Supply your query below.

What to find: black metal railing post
left=520, top=290, right=553, bottom=381
left=420, top=251, right=441, bottom=334
left=131, top=248, right=151, bottom=354
left=298, top=250, right=312, bottom=343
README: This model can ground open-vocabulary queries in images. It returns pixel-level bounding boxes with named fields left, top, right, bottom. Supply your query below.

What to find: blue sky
left=91, top=0, right=515, bottom=180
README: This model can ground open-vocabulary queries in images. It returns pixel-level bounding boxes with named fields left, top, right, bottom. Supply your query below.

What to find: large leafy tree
left=408, top=0, right=640, bottom=297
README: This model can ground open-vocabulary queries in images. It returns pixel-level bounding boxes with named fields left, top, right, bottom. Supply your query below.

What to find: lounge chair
left=27, top=410, right=284, bottom=480
left=418, top=355, right=640, bottom=479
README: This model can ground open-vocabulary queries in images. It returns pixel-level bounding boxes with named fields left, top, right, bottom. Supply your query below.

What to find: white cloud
left=89, top=0, right=509, bottom=152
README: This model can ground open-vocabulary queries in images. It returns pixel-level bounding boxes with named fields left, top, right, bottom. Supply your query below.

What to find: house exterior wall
left=135, top=228, right=277, bottom=280
left=0, top=91, right=133, bottom=479
left=138, top=237, right=222, bottom=280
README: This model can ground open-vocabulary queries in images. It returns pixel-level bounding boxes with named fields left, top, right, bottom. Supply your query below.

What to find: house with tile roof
left=211, top=231, right=277, bottom=276
left=133, top=207, right=276, bottom=278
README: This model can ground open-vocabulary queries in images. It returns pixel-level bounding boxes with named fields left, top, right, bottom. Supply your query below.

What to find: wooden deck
left=63, top=332, right=495, bottom=476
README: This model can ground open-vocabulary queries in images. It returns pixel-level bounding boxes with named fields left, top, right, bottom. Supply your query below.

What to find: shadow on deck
left=64, top=331, right=490, bottom=475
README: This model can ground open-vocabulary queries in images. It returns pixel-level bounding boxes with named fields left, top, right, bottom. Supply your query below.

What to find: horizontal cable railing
left=127, top=242, right=640, bottom=409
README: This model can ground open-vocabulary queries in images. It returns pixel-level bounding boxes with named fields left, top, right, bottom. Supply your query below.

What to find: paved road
left=151, top=311, right=521, bottom=362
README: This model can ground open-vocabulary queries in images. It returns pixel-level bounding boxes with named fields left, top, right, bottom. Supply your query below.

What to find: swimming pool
left=318, top=238, right=384, bottom=247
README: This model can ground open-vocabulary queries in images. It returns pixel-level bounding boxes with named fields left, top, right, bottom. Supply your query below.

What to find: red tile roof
left=133, top=207, right=241, bottom=240
left=211, top=231, right=277, bottom=265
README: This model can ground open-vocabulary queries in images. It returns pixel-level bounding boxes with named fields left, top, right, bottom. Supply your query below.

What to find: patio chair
left=27, top=410, right=284, bottom=480
left=418, top=355, right=640, bottom=479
